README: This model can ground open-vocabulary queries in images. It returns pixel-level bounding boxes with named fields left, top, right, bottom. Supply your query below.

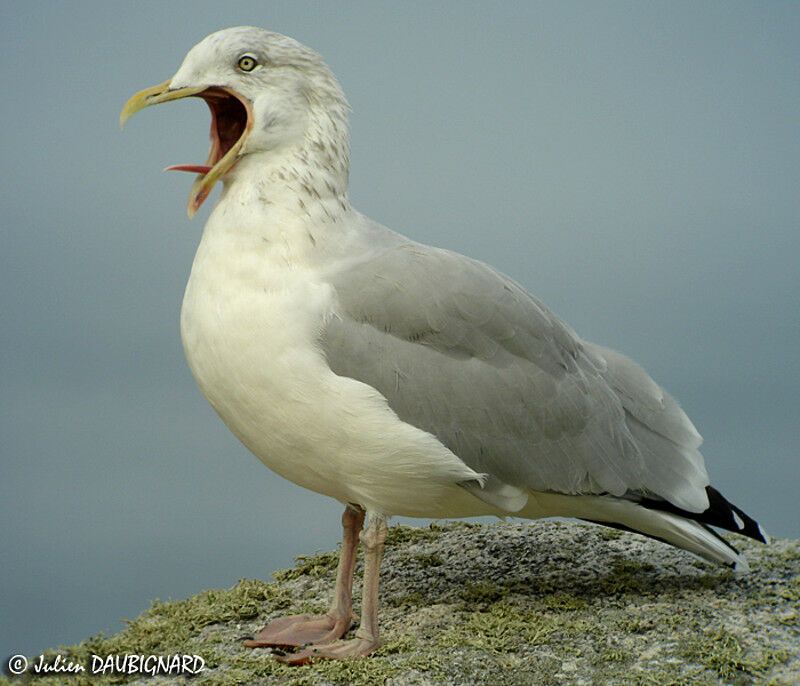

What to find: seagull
left=121, top=26, right=768, bottom=664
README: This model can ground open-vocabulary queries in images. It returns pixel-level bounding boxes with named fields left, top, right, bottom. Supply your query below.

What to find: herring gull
left=121, top=26, right=768, bottom=663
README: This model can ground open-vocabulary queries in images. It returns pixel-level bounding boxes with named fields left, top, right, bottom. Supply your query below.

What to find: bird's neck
left=205, top=104, right=356, bottom=264
left=221, top=101, right=351, bottom=222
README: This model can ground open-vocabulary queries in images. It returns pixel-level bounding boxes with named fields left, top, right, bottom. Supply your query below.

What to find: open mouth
left=166, top=88, right=250, bottom=175
left=165, top=87, right=253, bottom=215
left=120, top=81, right=254, bottom=218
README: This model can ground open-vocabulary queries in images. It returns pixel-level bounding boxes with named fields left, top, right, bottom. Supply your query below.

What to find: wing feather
left=320, top=236, right=708, bottom=510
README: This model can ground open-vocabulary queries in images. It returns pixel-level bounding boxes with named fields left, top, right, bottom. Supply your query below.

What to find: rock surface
left=4, top=520, right=799, bottom=685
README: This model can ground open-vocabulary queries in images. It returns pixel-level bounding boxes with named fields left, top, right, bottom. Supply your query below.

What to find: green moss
left=272, top=550, right=339, bottom=581
left=295, top=604, right=328, bottom=618
left=386, top=590, right=424, bottom=608
left=680, top=628, right=789, bottom=681
left=299, top=657, right=400, bottom=685
left=218, top=651, right=410, bottom=686
left=198, top=665, right=266, bottom=686
left=385, top=524, right=438, bottom=545
left=776, top=574, right=800, bottom=602
left=1, top=579, right=288, bottom=686
left=458, top=578, right=539, bottom=609
left=212, top=652, right=300, bottom=684
left=411, top=552, right=444, bottom=567
left=593, top=526, right=624, bottom=541
left=599, top=558, right=656, bottom=595
left=543, top=591, right=587, bottom=613
left=430, top=519, right=480, bottom=531
left=629, top=670, right=710, bottom=686
left=694, top=570, right=733, bottom=590
left=459, top=581, right=508, bottom=606
left=614, top=617, right=655, bottom=634
left=375, top=632, right=418, bottom=655
left=385, top=520, right=477, bottom=546
left=439, top=602, right=559, bottom=654
left=593, top=647, right=630, bottom=665
left=6, top=523, right=797, bottom=686
left=87, top=578, right=284, bottom=653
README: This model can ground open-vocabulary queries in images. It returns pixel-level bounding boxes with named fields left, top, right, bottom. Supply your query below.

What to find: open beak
left=121, top=80, right=253, bottom=218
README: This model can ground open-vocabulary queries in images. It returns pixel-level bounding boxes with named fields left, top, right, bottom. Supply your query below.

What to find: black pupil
left=241, top=58, right=253, bottom=70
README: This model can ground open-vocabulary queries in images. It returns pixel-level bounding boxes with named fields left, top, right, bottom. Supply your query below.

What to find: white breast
left=179, top=198, right=485, bottom=517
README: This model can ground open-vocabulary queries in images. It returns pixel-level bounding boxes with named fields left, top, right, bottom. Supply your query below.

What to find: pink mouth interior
left=165, top=164, right=212, bottom=174
left=164, top=87, right=249, bottom=177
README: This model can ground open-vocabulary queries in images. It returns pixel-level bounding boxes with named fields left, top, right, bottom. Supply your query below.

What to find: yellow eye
left=237, top=55, right=257, bottom=72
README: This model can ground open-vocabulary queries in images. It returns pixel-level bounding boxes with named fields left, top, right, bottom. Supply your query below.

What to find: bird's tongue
left=165, top=164, right=213, bottom=174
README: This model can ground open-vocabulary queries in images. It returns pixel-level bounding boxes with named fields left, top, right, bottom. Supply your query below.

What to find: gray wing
left=320, top=235, right=709, bottom=512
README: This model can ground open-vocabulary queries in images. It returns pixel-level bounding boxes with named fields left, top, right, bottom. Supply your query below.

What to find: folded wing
left=321, top=235, right=710, bottom=513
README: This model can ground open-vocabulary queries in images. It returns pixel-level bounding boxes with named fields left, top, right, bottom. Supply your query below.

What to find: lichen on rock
left=3, top=521, right=798, bottom=685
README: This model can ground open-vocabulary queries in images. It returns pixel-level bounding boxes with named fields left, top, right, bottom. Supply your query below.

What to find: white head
left=121, top=27, right=350, bottom=216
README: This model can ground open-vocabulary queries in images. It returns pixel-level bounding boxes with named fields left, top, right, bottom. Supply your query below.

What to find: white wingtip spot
left=732, top=511, right=745, bottom=530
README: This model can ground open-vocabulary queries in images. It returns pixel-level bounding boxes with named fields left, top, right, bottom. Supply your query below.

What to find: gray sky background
left=2, top=1, right=798, bottom=660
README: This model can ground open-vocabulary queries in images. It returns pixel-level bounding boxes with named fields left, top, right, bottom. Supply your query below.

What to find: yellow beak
left=121, top=81, right=252, bottom=218
left=120, top=81, right=206, bottom=131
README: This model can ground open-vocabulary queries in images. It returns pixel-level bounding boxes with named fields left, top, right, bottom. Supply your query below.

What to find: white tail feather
left=520, top=492, right=748, bottom=572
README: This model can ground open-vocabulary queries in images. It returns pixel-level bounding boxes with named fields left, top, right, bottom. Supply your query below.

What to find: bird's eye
left=237, top=55, right=258, bottom=72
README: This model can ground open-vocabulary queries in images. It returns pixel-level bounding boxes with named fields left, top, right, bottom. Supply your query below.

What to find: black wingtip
left=638, top=486, right=768, bottom=544
left=705, top=486, right=769, bottom=543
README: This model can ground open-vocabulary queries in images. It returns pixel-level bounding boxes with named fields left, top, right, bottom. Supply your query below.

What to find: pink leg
left=276, top=512, right=387, bottom=665
left=243, top=506, right=365, bottom=649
